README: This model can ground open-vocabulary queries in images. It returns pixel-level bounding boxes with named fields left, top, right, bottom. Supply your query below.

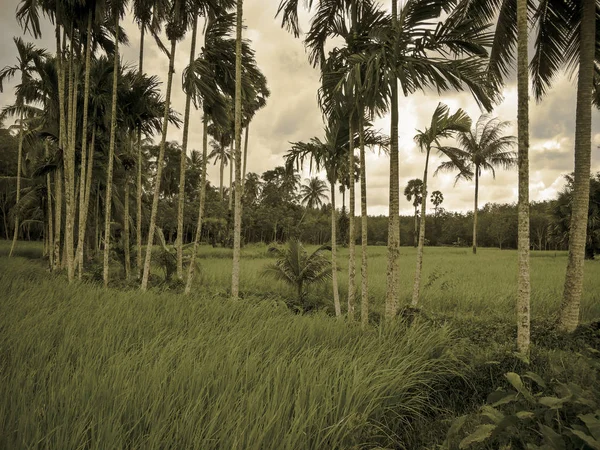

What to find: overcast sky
left=1, top=0, right=599, bottom=216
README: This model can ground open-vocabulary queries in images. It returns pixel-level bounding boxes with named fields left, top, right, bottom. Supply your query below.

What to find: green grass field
left=1, top=241, right=599, bottom=449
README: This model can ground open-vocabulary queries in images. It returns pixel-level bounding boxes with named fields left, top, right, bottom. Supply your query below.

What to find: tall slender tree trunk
left=77, top=125, right=96, bottom=277
left=412, top=147, right=430, bottom=307
left=45, top=141, right=53, bottom=269
left=54, top=22, right=65, bottom=271
left=64, top=30, right=77, bottom=281
left=558, top=0, right=595, bottom=332
left=231, top=0, right=244, bottom=301
left=8, top=111, right=24, bottom=258
left=95, top=182, right=100, bottom=254
left=177, top=15, right=199, bottom=280
left=385, top=0, right=400, bottom=321
left=516, top=0, right=530, bottom=355
left=75, top=14, right=93, bottom=279
left=185, top=115, right=209, bottom=295
left=473, top=167, right=479, bottom=254
left=124, top=171, right=131, bottom=280
left=103, top=17, right=120, bottom=288
left=413, top=207, right=418, bottom=247
left=348, top=118, right=356, bottom=321
left=242, top=124, right=249, bottom=189
left=359, top=113, right=368, bottom=328
left=230, top=0, right=244, bottom=300
left=136, top=26, right=145, bottom=279
left=330, top=177, right=341, bottom=317
left=228, top=142, right=234, bottom=211
left=141, top=38, right=178, bottom=291
left=219, top=153, right=224, bottom=200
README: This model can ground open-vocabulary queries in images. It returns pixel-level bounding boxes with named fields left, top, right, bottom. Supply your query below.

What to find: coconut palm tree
left=404, top=179, right=423, bottom=249
left=300, top=177, right=329, bottom=210
left=208, top=138, right=231, bottom=200
left=0, top=37, right=47, bottom=258
left=286, top=124, right=346, bottom=318
left=436, top=115, right=517, bottom=256
left=261, top=239, right=332, bottom=307
left=411, top=103, right=471, bottom=306
left=431, top=190, right=443, bottom=217
left=550, top=0, right=596, bottom=333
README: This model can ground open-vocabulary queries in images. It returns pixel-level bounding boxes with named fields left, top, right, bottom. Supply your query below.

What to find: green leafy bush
left=445, top=370, right=600, bottom=449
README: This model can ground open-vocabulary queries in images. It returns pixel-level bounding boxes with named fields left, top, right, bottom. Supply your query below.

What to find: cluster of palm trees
left=2, top=0, right=268, bottom=298
left=2, top=0, right=597, bottom=354
left=276, top=0, right=597, bottom=353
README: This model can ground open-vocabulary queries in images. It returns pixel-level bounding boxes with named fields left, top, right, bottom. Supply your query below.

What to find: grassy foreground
left=0, top=256, right=465, bottom=449
left=1, top=243, right=599, bottom=449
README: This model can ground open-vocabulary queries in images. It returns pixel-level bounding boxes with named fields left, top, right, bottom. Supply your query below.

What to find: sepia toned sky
left=1, top=0, right=599, bottom=216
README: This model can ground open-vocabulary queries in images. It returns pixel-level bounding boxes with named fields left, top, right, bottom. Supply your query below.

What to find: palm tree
left=300, top=177, right=328, bottom=209
left=286, top=124, right=345, bottom=318
left=183, top=8, right=251, bottom=294
left=404, top=179, right=423, bottom=248
left=431, top=190, right=443, bottom=217
left=103, top=11, right=122, bottom=288
left=554, top=0, right=597, bottom=332
left=208, top=138, right=231, bottom=200
left=176, top=11, right=200, bottom=280
left=0, top=37, right=47, bottom=258
left=261, top=239, right=332, bottom=307
left=436, top=115, right=517, bottom=255
left=411, top=103, right=471, bottom=306
left=141, top=0, right=190, bottom=291
left=277, top=0, right=493, bottom=321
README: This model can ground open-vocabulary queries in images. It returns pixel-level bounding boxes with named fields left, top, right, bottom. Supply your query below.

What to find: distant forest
left=2, top=125, right=599, bottom=257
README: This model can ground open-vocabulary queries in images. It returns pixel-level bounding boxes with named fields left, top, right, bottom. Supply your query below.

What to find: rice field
left=1, top=240, right=599, bottom=449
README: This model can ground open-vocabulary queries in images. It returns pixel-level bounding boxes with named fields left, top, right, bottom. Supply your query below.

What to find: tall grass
left=0, top=257, right=463, bottom=449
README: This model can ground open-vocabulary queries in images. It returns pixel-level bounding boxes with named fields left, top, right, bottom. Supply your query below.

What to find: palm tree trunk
left=75, top=14, right=93, bottom=279
left=385, top=0, right=400, bottom=321
left=124, top=174, right=131, bottom=280
left=185, top=115, right=209, bottom=295
left=136, top=26, right=145, bottom=279
left=242, top=124, right=249, bottom=189
left=558, top=0, right=595, bottom=333
left=141, top=37, right=178, bottom=292
left=219, top=153, right=224, bottom=200
left=348, top=116, right=356, bottom=321
left=8, top=111, right=24, bottom=258
left=228, top=142, right=234, bottom=211
left=64, top=31, right=76, bottom=281
left=231, top=0, right=244, bottom=301
left=177, top=14, right=199, bottom=280
left=136, top=127, right=143, bottom=278
left=103, top=16, right=120, bottom=288
left=412, top=147, right=430, bottom=307
left=330, top=177, right=341, bottom=317
left=359, top=113, right=368, bottom=328
left=54, top=165, right=63, bottom=270
left=45, top=141, right=54, bottom=269
left=95, top=183, right=100, bottom=255
left=473, top=167, right=479, bottom=254
left=77, top=125, right=96, bottom=277
left=516, top=0, right=530, bottom=354
left=413, top=207, right=418, bottom=247
left=54, top=23, right=65, bottom=271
